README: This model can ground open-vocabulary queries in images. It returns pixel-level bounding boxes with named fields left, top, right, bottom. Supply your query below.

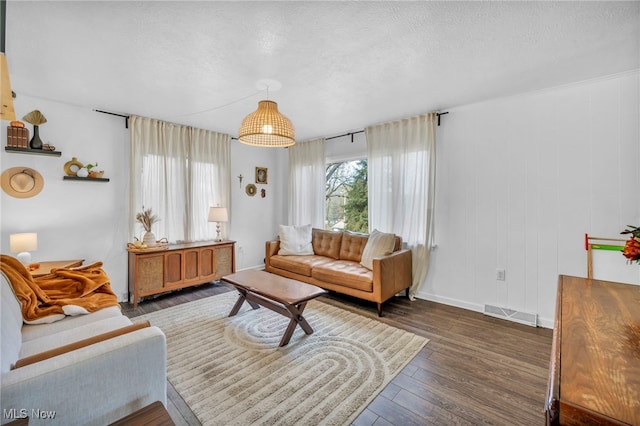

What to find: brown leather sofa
left=265, top=228, right=412, bottom=316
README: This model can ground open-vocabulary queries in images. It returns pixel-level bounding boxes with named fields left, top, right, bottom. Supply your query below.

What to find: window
left=130, top=116, right=230, bottom=244
left=325, top=159, right=368, bottom=233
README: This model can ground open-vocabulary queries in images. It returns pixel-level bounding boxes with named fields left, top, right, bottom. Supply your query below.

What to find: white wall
left=229, top=142, right=287, bottom=270
left=421, top=70, right=640, bottom=327
left=1, top=94, right=130, bottom=300
left=1, top=95, right=288, bottom=301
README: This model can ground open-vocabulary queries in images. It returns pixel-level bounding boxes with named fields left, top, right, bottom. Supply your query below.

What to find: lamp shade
left=10, top=233, right=37, bottom=264
left=208, top=207, right=228, bottom=222
left=10, top=232, right=37, bottom=253
left=238, top=100, right=295, bottom=147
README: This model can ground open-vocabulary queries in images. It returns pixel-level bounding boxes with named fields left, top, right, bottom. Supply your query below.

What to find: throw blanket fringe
left=0, top=255, right=119, bottom=324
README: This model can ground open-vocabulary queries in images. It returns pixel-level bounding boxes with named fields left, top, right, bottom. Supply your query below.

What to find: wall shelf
left=5, top=146, right=62, bottom=156
left=63, top=176, right=110, bottom=182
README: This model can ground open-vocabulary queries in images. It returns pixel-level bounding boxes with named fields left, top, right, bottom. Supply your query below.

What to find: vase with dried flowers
left=136, top=207, right=159, bottom=247
left=621, top=225, right=640, bottom=264
left=22, top=110, right=47, bottom=150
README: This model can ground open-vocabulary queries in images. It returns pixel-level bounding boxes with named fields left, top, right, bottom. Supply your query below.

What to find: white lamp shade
left=10, top=233, right=37, bottom=265
left=10, top=233, right=37, bottom=253
left=208, top=207, right=228, bottom=222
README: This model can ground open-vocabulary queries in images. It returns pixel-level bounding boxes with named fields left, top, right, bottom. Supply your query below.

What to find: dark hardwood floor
left=122, top=282, right=553, bottom=426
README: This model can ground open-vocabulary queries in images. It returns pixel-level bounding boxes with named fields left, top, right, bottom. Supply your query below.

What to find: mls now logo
left=3, top=408, right=56, bottom=420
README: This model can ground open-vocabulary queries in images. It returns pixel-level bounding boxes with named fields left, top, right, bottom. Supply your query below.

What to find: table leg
left=279, top=302, right=313, bottom=346
left=228, top=289, right=260, bottom=317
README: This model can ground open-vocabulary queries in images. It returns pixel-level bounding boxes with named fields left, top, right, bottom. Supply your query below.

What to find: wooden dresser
left=545, top=275, right=640, bottom=425
left=128, top=240, right=235, bottom=308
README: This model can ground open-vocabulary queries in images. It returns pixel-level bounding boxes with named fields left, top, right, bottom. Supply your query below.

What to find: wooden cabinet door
left=215, top=245, right=234, bottom=277
left=134, top=254, right=164, bottom=294
left=199, top=246, right=217, bottom=281
left=164, top=250, right=184, bottom=287
left=183, top=248, right=201, bottom=284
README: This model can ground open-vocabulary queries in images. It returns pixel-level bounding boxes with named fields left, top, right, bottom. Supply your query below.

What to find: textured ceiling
left=5, top=1, right=640, bottom=141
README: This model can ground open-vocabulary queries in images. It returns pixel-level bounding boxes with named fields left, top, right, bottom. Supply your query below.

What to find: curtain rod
left=95, top=109, right=130, bottom=128
left=436, top=112, right=448, bottom=126
left=325, top=130, right=364, bottom=142
left=97, top=110, right=450, bottom=134
left=327, top=112, right=449, bottom=141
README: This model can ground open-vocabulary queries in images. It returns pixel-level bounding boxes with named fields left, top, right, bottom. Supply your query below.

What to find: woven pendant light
left=238, top=100, right=295, bottom=147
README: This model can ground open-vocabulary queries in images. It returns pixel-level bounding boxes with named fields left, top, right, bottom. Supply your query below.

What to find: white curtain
left=129, top=116, right=231, bottom=243
left=288, top=138, right=326, bottom=228
left=366, top=113, right=436, bottom=298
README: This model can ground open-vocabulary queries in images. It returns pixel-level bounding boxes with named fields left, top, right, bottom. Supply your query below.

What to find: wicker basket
left=126, top=238, right=169, bottom=253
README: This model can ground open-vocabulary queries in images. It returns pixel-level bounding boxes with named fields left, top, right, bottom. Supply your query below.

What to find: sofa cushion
left=21, top=305, right=123, bottom=342
left=278, top=224, right=314, bottom=255
left=312, top=228, right=343, bottom=259
left=339, top=232, right=369, bottom=262
left=19, top=315, right=133, bottom=359
left=269, top=255, right=333, bottom=277
left=360, top=229, right=396, bottom=270
left=1, top=274, right=23, bottom=372
left=312, top=260, right=373, bottom=292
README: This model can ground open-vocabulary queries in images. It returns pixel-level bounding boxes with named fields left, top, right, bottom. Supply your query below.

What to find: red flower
left=621, top=225, right=640, bottom=264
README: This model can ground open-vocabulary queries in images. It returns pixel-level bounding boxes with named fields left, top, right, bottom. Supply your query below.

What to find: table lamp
left=208, top=207, right=228, bottom=241
left=10, top=232, right=38, bottom=265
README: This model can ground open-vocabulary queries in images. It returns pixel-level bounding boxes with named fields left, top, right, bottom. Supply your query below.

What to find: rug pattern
left=136, top=292, right=428, bottom=426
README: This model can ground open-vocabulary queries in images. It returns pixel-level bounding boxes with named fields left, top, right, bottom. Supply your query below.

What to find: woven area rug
left=135, top=292, right=428, bottom=426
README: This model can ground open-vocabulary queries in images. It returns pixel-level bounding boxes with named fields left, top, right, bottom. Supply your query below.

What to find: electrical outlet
left=496, top=269, right=506, bottom=281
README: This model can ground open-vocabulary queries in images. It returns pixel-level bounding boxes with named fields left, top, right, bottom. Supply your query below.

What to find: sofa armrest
left=265, top=240, right=280, bottom=269
left=373, top=248, right=413, bottom=302
left=1, top=327, right=166, bottom=426
left=14, top=321, right=151, bottom=369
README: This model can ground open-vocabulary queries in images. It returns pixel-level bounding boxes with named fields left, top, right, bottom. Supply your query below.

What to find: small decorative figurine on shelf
left=86, top=163, right=104, bottom=178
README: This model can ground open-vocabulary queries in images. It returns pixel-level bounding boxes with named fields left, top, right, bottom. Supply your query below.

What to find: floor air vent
left=483, top=304, right=537, bottom=327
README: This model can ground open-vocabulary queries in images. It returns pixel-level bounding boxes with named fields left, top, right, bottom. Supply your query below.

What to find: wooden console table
left=545, top=275, right=640, bottom=425
left=128, top=240, right=235, bottom=308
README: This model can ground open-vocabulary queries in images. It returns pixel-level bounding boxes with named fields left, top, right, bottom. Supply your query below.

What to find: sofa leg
left=377, top=303, right=383, bottom=317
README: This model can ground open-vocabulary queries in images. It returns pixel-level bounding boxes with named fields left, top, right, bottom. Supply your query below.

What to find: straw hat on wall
left=1, top=167, right=44, bottom=198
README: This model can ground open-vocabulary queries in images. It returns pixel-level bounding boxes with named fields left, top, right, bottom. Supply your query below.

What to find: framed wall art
left=255, top=167, right=268, bottom=184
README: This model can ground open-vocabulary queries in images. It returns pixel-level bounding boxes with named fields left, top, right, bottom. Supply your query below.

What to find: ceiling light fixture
left=238, top=80, right=295, bottom=148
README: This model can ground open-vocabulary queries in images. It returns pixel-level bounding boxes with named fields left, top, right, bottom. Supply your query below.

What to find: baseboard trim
left=237, top=264, right=265, bottom=272
left=414, top=290, right=553, bottom=329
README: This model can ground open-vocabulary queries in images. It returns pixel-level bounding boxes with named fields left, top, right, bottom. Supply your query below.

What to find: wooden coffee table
left=222, top=270, right=327, bottom=347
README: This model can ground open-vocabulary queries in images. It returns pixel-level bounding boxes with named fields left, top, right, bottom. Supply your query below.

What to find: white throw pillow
left=360, top=229, right=396, bottom=270
left=278, top=224, right=314, bottom=256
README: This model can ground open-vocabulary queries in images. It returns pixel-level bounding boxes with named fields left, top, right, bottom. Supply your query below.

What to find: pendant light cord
left=173, top=90, right=262, bottom=118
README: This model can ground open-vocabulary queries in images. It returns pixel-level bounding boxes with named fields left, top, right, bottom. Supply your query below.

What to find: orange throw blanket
left=0, top=255, right=120, bottom=324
